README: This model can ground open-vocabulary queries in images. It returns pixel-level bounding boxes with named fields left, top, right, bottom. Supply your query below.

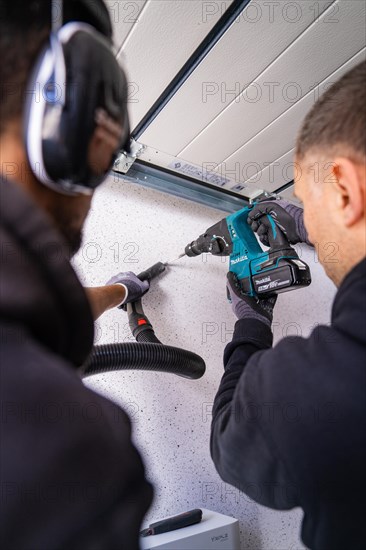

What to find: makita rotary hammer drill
left=182, top=204, right=311, bottom=298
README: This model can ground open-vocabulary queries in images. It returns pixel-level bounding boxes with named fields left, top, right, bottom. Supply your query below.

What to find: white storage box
left=140, top=508, right=240, bottom=550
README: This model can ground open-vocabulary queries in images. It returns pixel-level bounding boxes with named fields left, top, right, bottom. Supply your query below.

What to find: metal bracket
left=249, top=190, right=278, bottom=204
left=114, top=140, right=145, bottom=174
left=249, top=189, right=301, bottom=207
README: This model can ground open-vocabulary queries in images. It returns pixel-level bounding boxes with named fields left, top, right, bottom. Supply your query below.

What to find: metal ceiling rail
left=115, top=160, right=249, bottom=213
left=273, top=179, right=295, bottom=194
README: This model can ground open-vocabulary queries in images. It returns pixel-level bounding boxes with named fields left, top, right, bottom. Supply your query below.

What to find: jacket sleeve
left=69, top=478, right=153, bottom=550
left=0, top=334, right=154, bottom=550
left=210, top=318, right=299, bottom=510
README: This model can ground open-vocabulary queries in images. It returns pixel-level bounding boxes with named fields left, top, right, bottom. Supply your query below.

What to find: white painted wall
left=73, top=174, right=336, bottom=549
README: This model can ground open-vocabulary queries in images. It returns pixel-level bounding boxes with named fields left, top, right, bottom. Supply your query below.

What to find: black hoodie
left=0, top=177, right=153, bottom=549
left=211, top=254, right=366, bottom=549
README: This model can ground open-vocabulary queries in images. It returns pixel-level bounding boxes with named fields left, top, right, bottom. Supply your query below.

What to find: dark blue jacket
left=211, top=258, right=366, bottom=549
left=0, top=177, right=153, bottom=548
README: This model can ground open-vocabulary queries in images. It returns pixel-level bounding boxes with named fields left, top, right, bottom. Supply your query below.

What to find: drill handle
left=261, top=213, right=291, bottom=250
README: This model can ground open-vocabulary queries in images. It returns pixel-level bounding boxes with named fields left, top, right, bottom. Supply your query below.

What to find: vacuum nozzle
left=137, top=262, right=166, bottom=282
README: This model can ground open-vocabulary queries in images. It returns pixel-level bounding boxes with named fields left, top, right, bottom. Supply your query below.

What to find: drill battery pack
left=251, top=258, right=311, bottom=296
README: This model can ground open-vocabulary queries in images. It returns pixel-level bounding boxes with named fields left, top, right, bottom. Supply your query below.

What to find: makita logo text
left=231, top=255, right=248, bottom=265
left=256, top=276, right=271, bottom=284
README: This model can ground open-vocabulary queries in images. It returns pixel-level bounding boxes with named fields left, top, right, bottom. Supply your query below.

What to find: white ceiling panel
left=139, top=0, right=331, bottom=155
left=117, top=0, right=233, bottom=130
left=215, top=47, right=366, bottom=180
left=178, top=0, right=366, bottom=167
left=105, top=0, right=147, bottom=53
left=246, top=148, right=295, bottom=193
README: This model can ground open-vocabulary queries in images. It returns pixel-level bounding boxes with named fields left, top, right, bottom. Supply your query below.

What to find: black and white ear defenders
left=23, top=4, right=130, bottom=195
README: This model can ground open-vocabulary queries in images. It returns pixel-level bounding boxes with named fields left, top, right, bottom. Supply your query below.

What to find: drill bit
left=165, top=252, right=186, bottom=265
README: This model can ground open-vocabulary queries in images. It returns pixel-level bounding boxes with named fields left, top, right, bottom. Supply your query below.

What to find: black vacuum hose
left=82, top=342, right=205, bottom=379
left=81, top=263, right=206, bottom=380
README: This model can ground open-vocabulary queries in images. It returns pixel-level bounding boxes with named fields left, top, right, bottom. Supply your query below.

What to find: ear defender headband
left=24, top=0, right=130, bottom=195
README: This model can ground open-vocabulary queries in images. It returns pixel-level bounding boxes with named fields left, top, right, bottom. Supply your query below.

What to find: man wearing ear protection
left=0, top=1, right=153, bottom=547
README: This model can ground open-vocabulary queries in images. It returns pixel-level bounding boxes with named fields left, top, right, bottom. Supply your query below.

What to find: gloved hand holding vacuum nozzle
left=247, top=199, right=312, bottom=247
left=106, top=271, right=150, bottom=305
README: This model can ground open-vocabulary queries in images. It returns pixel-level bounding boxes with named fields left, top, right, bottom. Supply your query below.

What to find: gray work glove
left=227, top=272, right=277, bottom=327
left=106, top=271, right=149, bottom=305
left=247, top=200, right=311, bottom=246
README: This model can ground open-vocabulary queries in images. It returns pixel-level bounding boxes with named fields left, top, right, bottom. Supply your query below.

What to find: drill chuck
left=185, top=240, right=203, bottom=257
left=184, top=218, right=234, bottom=258
left=184, top=231, right=226, bottom=257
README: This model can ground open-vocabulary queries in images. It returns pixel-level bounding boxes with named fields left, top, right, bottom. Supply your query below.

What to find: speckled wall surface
left=73, top=173, right=336, bottom=549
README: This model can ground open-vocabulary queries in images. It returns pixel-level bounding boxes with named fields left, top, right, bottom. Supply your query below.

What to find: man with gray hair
left=211, top=61, right=366, bottom=549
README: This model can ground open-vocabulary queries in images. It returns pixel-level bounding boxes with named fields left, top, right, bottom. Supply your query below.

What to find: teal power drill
left=183, top=205, right=311, bottom=297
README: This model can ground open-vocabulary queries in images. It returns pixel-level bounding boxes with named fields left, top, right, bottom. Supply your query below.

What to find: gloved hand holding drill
left=227, top=199, right=310, bottom=324
left=247, top=199, right=312, bottom=247
left=227, top=272, right=277, bottom=326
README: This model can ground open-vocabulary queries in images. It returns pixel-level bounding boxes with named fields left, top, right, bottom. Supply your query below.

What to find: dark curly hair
left=0, top=0, right=112, bottom=133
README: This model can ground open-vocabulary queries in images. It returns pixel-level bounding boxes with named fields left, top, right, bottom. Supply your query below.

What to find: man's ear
left=332, top=157, right=365, bottom=227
